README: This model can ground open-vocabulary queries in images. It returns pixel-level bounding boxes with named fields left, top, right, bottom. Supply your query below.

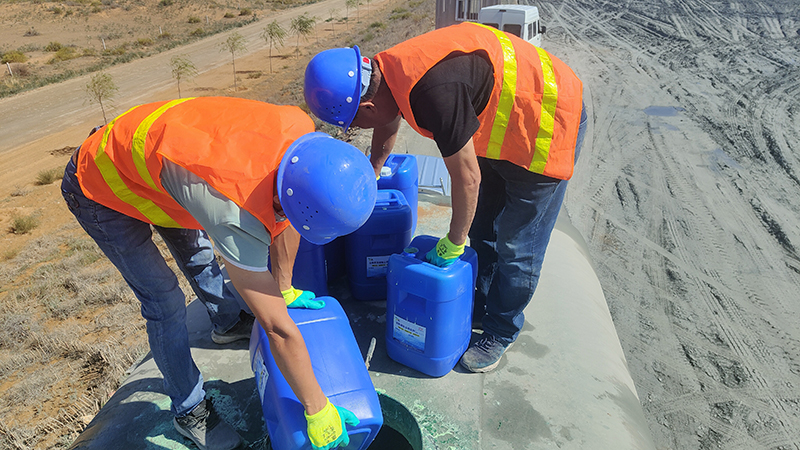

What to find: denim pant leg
left=470, top=104, right=588, bottom=345
left=471, top=161, right=568, bottom=345
left=61, top=160, right=204, bottom=416
left=469, top=159, right=505, bottom=324
left=153, top=226, right=241, bottom=334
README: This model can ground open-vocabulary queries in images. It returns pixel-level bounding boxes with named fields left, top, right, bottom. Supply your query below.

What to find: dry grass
left=0, top=225, right=153, bottom=449
left=34, top=167, right=64, bottom=185
left=9, top=185, right=31, bottom=197
left=0, top=0, right=435, bottom=447
left=9, top=213, right=40, bottom=235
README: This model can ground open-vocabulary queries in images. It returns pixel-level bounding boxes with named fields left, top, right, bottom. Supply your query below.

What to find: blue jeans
left=61, top=157, right=242, bottom=416
left=469, top=105, right=588, bottom=345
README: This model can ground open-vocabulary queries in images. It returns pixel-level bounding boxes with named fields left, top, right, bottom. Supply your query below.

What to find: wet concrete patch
left=482, top=382, right=553, bottom=449
left=512, top=335, right=550, bottom=360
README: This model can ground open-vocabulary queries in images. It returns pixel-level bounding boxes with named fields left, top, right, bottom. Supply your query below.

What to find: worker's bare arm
left=443, top=138, right=481, bottom=246
left=269, top=224, right=301, bottom=292
left=224, top=263, right=328, bottom=415
left=369, top=115, right=402, bottom=176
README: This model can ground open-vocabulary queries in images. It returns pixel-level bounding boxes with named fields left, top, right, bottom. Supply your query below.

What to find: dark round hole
left=375, top=393, right=422, bottom=450
left=367, top=425, right=413, bottom=450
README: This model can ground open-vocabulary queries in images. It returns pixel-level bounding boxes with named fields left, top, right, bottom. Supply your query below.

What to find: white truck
left=477, top=4, right=546, bottom=47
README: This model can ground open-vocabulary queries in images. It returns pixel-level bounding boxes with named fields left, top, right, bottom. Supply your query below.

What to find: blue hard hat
left=304, top=46, right=371, bottom=131
left=277, top=132, right=377, bottom=245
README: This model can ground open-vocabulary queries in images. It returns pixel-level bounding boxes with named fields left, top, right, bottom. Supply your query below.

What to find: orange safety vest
left=76, top=97, right=314, bottom=237
left=375, top=22, right=583, bottom=180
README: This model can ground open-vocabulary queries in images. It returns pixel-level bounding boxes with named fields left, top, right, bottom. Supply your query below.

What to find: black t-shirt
left=408, top=51, right=494, bottom=158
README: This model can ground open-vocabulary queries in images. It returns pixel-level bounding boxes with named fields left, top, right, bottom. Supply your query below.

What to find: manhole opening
left=368, top=393, right=422, bottom=450
left=260, top=393, right=422, bottom=450
left=367, top=425, right=413, bottom=450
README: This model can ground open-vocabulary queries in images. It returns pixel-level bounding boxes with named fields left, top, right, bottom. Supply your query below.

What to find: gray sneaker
left=211, top=311, right=255, bottom=344
left=173, top=398, right=242, bottom=450
left=460, top=334, right=513, bottom=373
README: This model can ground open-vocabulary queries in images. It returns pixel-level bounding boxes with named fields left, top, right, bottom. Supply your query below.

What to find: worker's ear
left=353, top=91, right=398, bottom=129
left=359, top=100, right=377, bottom=115
left=351, top=102, right=376, bottom=128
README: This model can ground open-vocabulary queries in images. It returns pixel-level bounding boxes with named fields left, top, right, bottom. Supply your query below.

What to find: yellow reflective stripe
left=472, top=22, right=517, bottom=160
left=529, top=47, right=558, bottom=173
left=132, top=98, right=195, bottom=191
left=94, top=106, right=181, bottom=228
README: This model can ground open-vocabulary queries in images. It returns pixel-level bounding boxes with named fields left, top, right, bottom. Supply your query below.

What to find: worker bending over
left=61, top=97, right=376, bottom=450
left=305, top=23, right=588, bottom=373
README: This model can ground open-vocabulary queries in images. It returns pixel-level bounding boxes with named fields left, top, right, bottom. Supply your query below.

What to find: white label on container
left=393, top=315, right=426, bottom=352
left=253, top=350, right=269, bottom=400
left=366, top=255, right=390, bottom=278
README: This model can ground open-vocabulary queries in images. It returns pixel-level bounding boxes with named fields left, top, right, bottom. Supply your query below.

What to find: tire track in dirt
left=583, top=185, right=800, bottom=449
left=704, top=70, right=800, bottom=263
left=755, top=1, right=787, bottom=38
left=539, top=1, right=800, bottom=448
left=644, top=115, right=780, bottom=416
left=643, top=50, right=800, bottom=449
left=755, top=76, right=800, bottom=188
left=554, top=2, right=800, bottom=447
left=691, top=284, right=800, bottom=445
left=689, top=0, right=757, bottom=41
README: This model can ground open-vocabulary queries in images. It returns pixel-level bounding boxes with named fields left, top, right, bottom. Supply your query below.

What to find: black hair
left=360, top=59, right=381, bottom=102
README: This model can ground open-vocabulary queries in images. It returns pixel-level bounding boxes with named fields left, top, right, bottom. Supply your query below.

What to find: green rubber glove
left=305, top=399, right=360, bottom=450
left=425, top=234, right=465, bottom=268
left=281, top=287, right=325, bottom=309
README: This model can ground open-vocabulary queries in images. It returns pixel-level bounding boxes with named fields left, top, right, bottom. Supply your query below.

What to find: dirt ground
left=547, top=1, right=800, bottom=449
left=2, top=0, right=800, bottom=449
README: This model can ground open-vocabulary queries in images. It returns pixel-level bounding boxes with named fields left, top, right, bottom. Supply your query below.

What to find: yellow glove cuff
left=435, top=234, right=465, bottom=259
left=280, top=286, right=302, bottom=306
left=304, top=399, right=343, bottom=447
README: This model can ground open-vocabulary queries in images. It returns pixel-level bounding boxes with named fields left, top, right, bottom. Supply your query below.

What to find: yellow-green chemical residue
left=409, top=400, right=479, bottom=448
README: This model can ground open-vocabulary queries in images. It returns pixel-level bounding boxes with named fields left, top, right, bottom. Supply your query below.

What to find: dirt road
left=546, top=0, right=800, bottom=449
left=0, top=0, right=354, bottom=156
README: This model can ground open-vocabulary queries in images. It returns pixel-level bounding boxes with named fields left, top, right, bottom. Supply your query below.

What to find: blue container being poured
left=249, top=297, right=383, bottom=449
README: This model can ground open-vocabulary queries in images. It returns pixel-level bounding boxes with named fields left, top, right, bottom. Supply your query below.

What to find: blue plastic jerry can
left=249, top=297, right=383, bottom=450
left=385, top=235, right=478, bottom=377
left=378, top=154, right=418, bottom=235
left=324, top=237, right=347, bottom=282
left=268, top=237, right=329, bottom=297
left=345, top=190, right=413, bottom=301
